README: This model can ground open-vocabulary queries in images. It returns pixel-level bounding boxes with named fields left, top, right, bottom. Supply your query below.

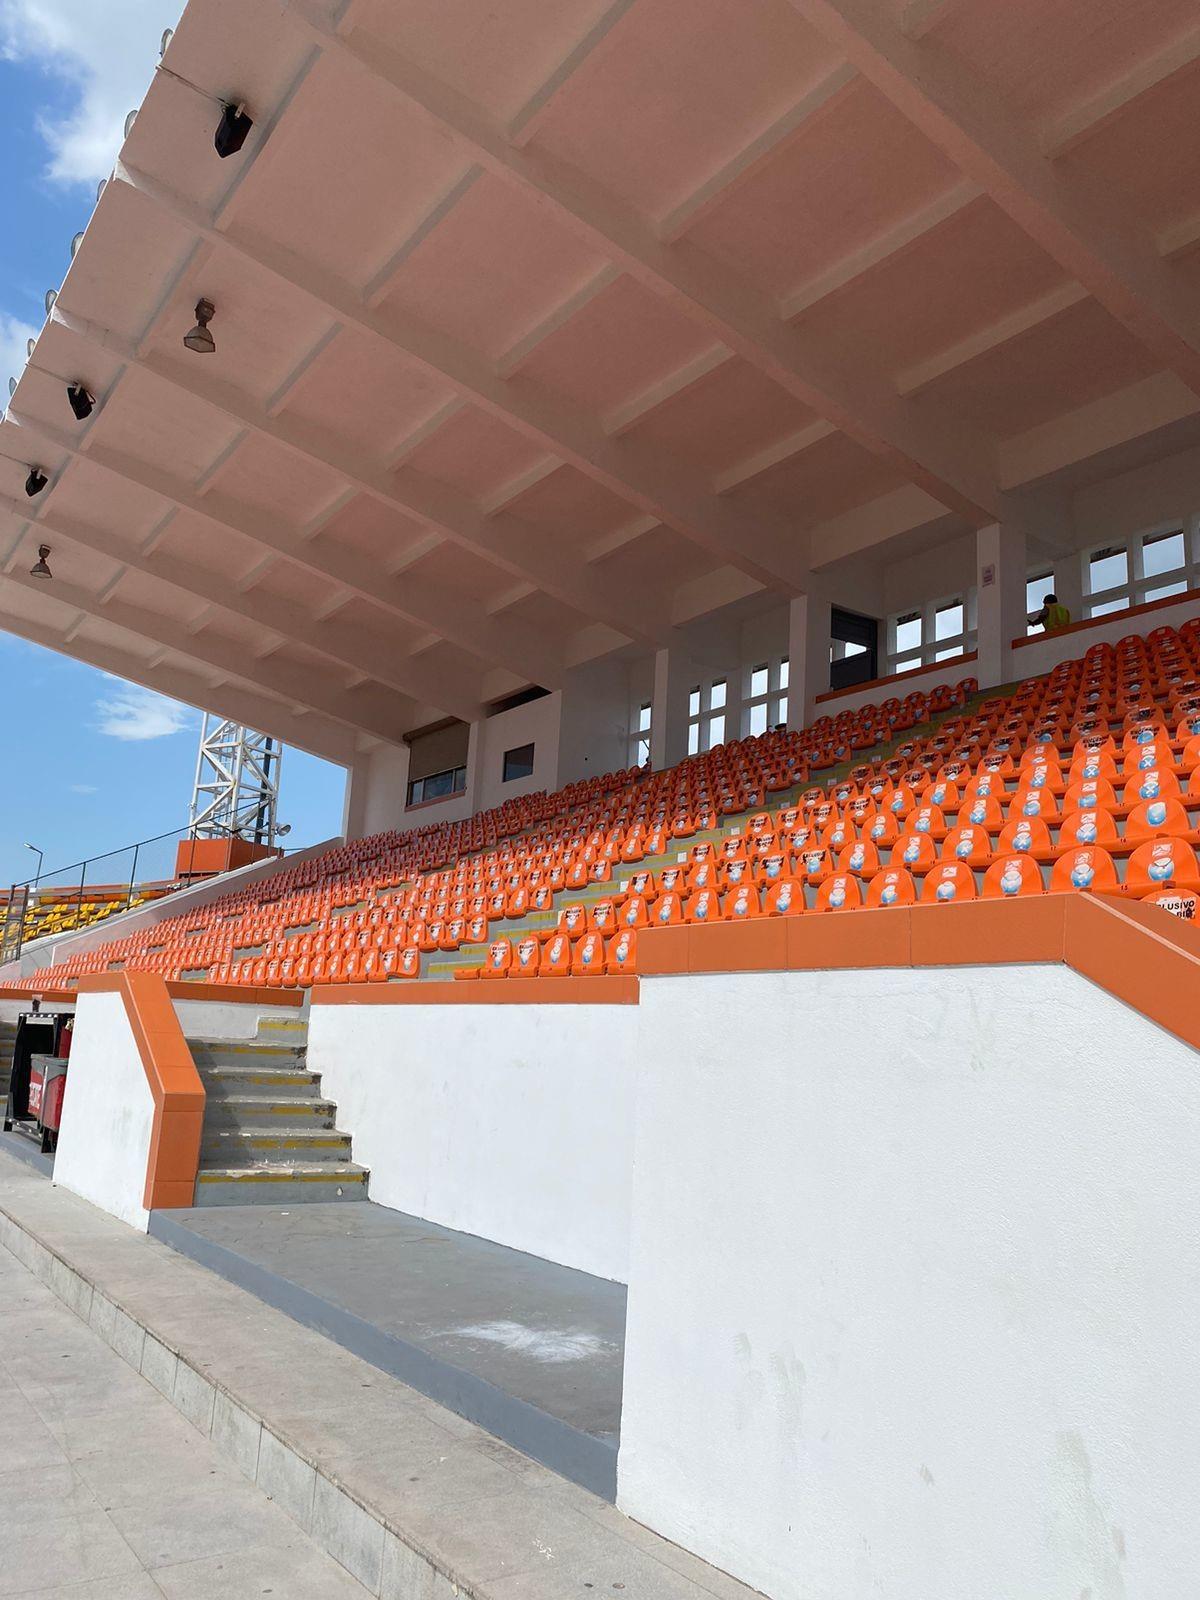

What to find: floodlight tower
left=188, top=716, right=282, bottom=846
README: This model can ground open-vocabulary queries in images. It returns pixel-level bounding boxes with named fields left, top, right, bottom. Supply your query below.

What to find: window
left=886, top=597, right=971, bottom=674
left=406, top=765, right=466, bottom=807
left=1145, top=580, right=1188, bottom=603
left=934, top=601, right=964, bottom=641
left=1143, top=530, right=1185, bottom=578
left=688, top=678, right=731, bottom=753
left=1088, top=546, right=1128, bottom=596
left=894, top=612, right=922, bottom=656
left=502, top=743, right=535, bottom=782
left=743, top=655, right=790, bottom=737
left=630, top=701, right=651, bottom=766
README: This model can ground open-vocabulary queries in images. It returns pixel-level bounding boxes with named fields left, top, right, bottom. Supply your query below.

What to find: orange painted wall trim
left=639, top=894, right=1200, bottom=1054
left=0, top=984, right=76, bottom=1005
left=165, top=980, right=303, bottom=1007
left=312, top=976, right=640, bottom=1006
left=76, top=972, right=206, bottom=1211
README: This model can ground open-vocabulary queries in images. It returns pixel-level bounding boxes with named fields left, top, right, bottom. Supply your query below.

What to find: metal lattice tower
left=189, top=716, right=282, bottom=845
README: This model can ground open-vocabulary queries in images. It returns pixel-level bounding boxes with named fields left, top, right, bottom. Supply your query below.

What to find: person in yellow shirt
left=1028, top=591, right=1072, bottom=632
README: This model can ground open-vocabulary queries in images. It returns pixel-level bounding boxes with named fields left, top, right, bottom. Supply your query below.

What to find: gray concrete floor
left=0, top=1237, right=370, bottom=1599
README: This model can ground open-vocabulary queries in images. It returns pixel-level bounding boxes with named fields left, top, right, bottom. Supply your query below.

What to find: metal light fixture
left=215, top=102, right=253, bottom=159
left=29, top=544, right=52, bottom=579
left=67, top=382, right=94, bottom=420
left=183, top=298, right=216, bottom=354
left=24, top=467, right=47, bottom=498
left=23, top=842, right=43, bottom=887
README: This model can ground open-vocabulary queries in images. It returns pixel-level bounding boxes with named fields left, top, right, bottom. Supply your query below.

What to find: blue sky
left=0, top=1, right=346, bottom=889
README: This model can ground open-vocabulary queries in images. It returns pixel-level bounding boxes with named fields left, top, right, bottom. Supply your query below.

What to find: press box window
left=502, top=743, right=535, bottom=782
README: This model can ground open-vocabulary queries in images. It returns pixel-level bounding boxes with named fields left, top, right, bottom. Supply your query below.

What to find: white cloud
left=94, top=684, right=193, bottom=741
left=0, top=309, right=37, bottom=393
left=68, top=782, right=97, bottom=794
left=0, top=0, right=184, bottom=186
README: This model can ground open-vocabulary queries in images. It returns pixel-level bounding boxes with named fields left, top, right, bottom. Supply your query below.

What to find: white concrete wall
left=619, top=964, right=1200, bottom=1600
left=557, top=658, right=633, bottom=787
left=54, top=990, right=155, bottom=1232
left=477, top=694, right=563, bottom=813
left=171, top=999, right=300, bottom=1041
left=307, top=998, right=636, bottom=1281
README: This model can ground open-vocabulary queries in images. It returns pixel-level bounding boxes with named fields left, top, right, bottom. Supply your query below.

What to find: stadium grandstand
left=2, top=0, right=1200, bottom=1597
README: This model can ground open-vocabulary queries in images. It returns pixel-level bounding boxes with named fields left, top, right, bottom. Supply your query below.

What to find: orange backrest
left=558, top=903, right=589, bottom=939
left=814, top=874, right=863, bottom=912
left=820, top=815, right=856, bottom=851
left=920, top=862, right=977, bottom=904
left=764, top=878, right=805, bottom=916
left=1007, top=789, right=1062, bottom=823
left=590, top=898, right=617, bottom=933
left=619, top=893, right=651, bottom=929
left=996, top=815, right=1053, bottom=855
left=1049, top=847, right=1120, bottom=893
left=940, top=825, right=992, bottom=863
left=1057, top=808, right=1119, bottom=848
left=723, top=884, right=763, bottom=920
left=863, top=811, right=900, bottom=848
left=381, top=947, right=422, bottom=979
left=511, top=935, right=542, bottom=977
left=1067, top=751, right=1118, bottom=785
left=1121, top=769, right=1181, bottom=807
left=538, top=933, right=572, bottom=975
left=957, top=795, right=1005, bottom=832
left=1124, top=838, right=1200, bottom=891
left=650, top=890, right=685, bottom=926
left=1122, top=741, right=1175, bottom=776
left=606, top=929, right=638, bottom=974
left=754, top=850, right=791, bottom=885
left=981, top=854, right=1045, bottom=898
left=891, top=832, right=938, bottom=870
left=865, top=868, right=915, bottom=909
left=571, top=931, right=608, bottom=975
left=1125, top=796, right=1192, bottom=840
left=837, top=838, right=881, bottom=874
left=1062, top=778, right=1119, bottom=815
left=481, top=938, right=513, bottom=977
left=685, top=887, right=722, bottom=924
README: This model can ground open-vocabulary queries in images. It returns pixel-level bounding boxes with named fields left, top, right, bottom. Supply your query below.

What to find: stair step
left=200, top=1129, right=353, bottom=1164
left=189, top=1041, right=306, bottom=1064
left=198, top=1066, right=323, bottom=1098
left=203, top=1096, right=336, bottom=1128
left=192, top=1163, right=370, bottom=1207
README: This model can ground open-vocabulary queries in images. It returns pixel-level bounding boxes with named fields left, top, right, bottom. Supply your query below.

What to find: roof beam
left=506, top=0, right=640, bottom=148
left=899, top=0, right=963, bottom=41
left=282, top=6, right=1004, bottom=526
left=0, top=560, right=418, bottom=746
left=786, top=0, right=1200, bottom=395
left=780, top=179, right=980, bottom=319
left=495, top=265, right=618, bottom=377
left=1041, top=25, right=1200, bottom=159
left=712, top=422, right=838, bottom=494
left=29, top=322, right=562, bottom=689
left=0, top=601, right=358, bottom=766
left=895, top=283, right=1091, bottom=395
left=658, top=64, right=857, bottom=243
left=113, top=160, right=813, bottom=592
left=0, top=486, right=484, bottom=724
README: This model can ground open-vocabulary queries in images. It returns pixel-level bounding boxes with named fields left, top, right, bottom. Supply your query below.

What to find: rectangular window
left=710, top=679, right=727, bottom=710
left=779, top=657, right=789, bottom=690
left=1145, top=580, right=1188, bottom=603
left=934, top=601, right=964, bottom=640
left=706, top=714, right=725, bottom=750
left=1142, top=529, right=1185, bottom=578
left=1088, top=598, right=1127, bottom=619
left=687, top=721, right=699, bottom=756
left=748, top=701, right=768, bottom=736
left=775, top=694, right=788, bottom=726
left=688, top=687, right=701, bottom=718
left=1088, top=546, right=1128, bottom=594
left=749, top=664, right=769, bottom=699
left=935, top=646, right=964, bottom=661
left=894, top=612, right=922, bottom=654
left=895, top=656, right=921, bottom=673
left=637, top=702, right=651, bottom=731
left=502, top=743, right=535, bottom=782
left=406, top=766, right=467, bottom=806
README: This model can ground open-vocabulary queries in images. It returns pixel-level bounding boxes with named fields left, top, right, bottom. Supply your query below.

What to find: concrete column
left=786, top=589, right=831, bottom=731
left=463, top=719, right=485, bottom=813
left=649, top=647, right=693, bottom=770
left=975, top=523, right=1027, bottom=688
left=340, top=755, right=370, bottom=843
left=1051, top=550, right=1085, bottom=625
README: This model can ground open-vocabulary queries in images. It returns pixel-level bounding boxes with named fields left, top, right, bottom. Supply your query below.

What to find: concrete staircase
left=188, top=1016, right=368, bottom=1206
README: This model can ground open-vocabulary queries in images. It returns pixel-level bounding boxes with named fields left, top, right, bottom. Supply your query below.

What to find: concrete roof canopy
left=3, top=0, right=1200, bottom=761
